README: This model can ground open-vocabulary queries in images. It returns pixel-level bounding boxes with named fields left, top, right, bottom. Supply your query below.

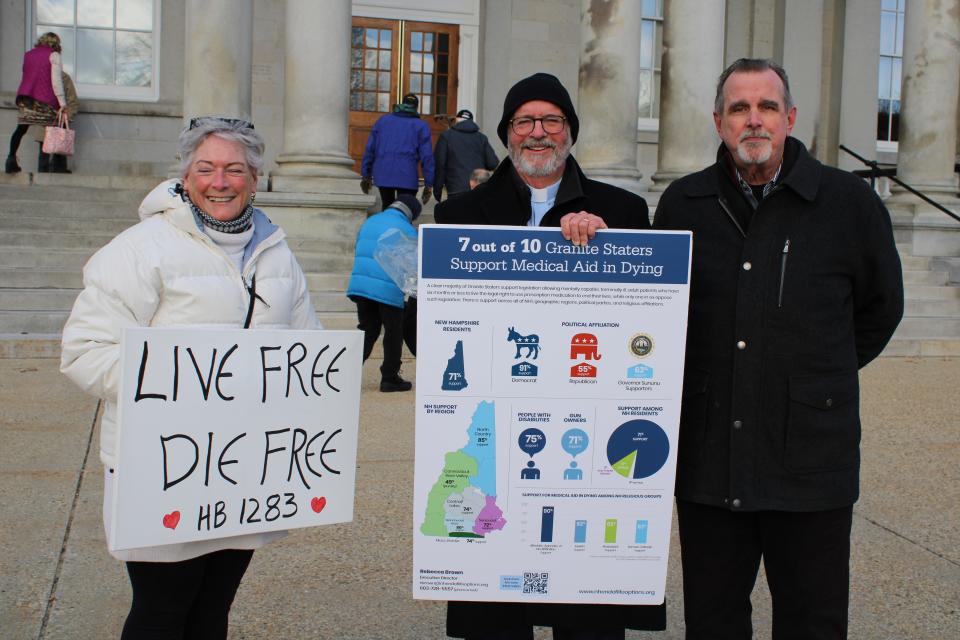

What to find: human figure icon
left=520, top=460, right=541, bottom=480
left=563, top=461, right=583, bottom=480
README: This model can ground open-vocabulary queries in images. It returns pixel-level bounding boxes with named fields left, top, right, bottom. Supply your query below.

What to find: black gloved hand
left=360, top=176, right=372, bottom=194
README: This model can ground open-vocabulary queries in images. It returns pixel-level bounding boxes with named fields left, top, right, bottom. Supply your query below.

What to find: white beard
left=509, top=135, right=572, bottom=177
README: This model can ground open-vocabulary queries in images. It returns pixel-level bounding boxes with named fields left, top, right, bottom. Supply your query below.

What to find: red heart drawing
left=310, top=497, right=327, bottom=513
left=162, top=511, right=181, bottom=530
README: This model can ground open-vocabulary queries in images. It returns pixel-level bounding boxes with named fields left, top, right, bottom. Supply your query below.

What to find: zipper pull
left=782, top=238, right=790, bottom=254
left=778, top=238, right=790, bottom=309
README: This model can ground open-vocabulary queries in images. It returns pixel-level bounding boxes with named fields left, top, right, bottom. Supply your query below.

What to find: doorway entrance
left=348, top=17, right=459, bottom=174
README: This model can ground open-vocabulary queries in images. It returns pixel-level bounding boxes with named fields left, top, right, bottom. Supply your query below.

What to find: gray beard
left=509, top=137, right=572, bottom=177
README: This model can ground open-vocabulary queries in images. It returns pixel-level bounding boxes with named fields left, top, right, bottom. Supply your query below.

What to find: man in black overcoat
left=435, top=72, right=663, bottom=640
left=653, top=58, right=904, bottom=639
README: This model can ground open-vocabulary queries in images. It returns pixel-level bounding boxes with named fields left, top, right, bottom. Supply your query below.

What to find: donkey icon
left=507, top=326, right=540, bottom=359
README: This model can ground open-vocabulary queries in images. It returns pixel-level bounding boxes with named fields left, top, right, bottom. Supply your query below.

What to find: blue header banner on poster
left=420, top=226, right=690, bottom=285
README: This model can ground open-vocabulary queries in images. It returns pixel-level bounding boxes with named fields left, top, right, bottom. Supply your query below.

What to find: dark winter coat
left=361, top=110, right=435, bottom=190
left=434, top=155, right=649, bottom=230
left=653, top=138, right=903, bottom=512
left=432, top=119, right=498, bottom=199
left=436, top=154, right=664, bottom=635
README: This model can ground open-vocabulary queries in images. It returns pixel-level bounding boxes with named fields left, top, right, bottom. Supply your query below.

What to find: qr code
left=522, top=572, right=549, bottom=594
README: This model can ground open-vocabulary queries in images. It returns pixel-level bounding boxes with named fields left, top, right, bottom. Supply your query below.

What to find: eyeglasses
left=188, top=117, right=255, bottom=130
left=510, top=115, right=566, bottom=136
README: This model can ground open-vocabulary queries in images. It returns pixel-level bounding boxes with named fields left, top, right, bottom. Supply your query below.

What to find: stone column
left=182, top=0, right=253, bottom=121
left=650, top=0, right=726, bottom=190
left=895, top=0, right=960, bottom=195
left=576, top=0, right=643, bottom=192
left=270, top=0, right=358, bottom=194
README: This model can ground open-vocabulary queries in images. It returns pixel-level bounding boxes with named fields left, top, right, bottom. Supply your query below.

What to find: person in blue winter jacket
left=347, top=193, right=420, bottom=392
left=360, top=94, right=435, bottom=208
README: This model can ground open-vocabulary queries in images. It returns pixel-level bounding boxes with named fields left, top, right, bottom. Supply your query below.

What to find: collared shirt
left=528, top=179, right=562, bottom=226
left=736, top=163, right=782, bottom=210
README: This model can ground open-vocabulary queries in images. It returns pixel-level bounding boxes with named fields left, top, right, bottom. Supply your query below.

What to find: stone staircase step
left=0, top=288, right=80, bottom=311
left=884, top=338, right=960, bottom=357
left=0, top=269, right=83, bottom=289
left=899, top=254, right=931, bottom=270
left=1, top=248, right=94, bottom=270
left=902, top=270, right=949, bottom=285
left=904, top=284, right=960, bottom=300
left=0, top=214, right=138, bottom=233
left=0, top=200, right=137, bottom=218
left=0, top=310, right=68, bottom=333
left=904, top=298, right=960, bottom=316
left=893, top=317, right=960, bottom=339
left=1, top=230, right=115, bottom=250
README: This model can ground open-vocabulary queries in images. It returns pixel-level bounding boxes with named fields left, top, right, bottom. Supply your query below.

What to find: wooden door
left=348, top=17, right=459, bottom=175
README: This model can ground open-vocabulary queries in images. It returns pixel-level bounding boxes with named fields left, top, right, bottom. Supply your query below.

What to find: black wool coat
left=436, top=155, right=664, bottom=635
left=654, top=138, right=903, bottom=512
left=435, top=154, right=650, bottom=230
left=432, top=119, right=499, bottom=199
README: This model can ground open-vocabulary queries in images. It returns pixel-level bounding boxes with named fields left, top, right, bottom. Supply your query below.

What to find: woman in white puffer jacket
left=60, top=117, right=318, bottom=639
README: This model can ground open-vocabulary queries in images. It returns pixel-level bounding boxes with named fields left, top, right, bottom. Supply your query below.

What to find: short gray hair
left=714, top=58, right=794, bottom=114
left=177, top=117, right=265, bottom=178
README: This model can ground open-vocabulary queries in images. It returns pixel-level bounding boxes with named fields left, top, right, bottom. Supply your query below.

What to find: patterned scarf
left=188, top=196, right=254, bottom=233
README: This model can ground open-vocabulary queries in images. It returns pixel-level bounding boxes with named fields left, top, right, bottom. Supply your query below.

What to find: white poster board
left=110, top=328, right=363, bottom=551
left=412, top=225, right=692, bottom=605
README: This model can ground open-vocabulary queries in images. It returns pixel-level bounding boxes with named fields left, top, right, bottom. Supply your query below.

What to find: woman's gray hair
left=177, top=117, right=265, bottom=177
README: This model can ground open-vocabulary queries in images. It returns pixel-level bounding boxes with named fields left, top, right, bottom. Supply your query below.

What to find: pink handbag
left=42, top=113, right=75, bottom=155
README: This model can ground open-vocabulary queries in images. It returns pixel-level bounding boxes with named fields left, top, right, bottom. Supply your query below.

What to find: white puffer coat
left=60, top=180, right=319, bottom=561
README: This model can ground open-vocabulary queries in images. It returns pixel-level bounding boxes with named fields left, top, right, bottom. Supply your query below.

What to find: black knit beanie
left=496, top=72, right=579, bottom=145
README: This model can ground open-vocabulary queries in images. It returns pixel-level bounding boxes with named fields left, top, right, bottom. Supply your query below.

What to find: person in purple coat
left=360, top=93, right=435, bottom=207
left=6, top=32, right=69, bottom=174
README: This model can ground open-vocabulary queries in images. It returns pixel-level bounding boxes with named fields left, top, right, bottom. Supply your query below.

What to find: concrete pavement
left=1, top=355, right=958, bottom=639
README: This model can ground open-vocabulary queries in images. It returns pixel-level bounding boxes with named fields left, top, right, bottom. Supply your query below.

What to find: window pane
left=640, top=21, right=654, bottom=68
left=424, top=33, right=434, bottom=52
left=363, top=92, right=376, bottom=110
left=410, top=74, right=421, bottom=93
left=351, top=27, right=363, bottom=48
left=654, top=23, right=663, bottom=67
left=422, top=75, right=432, bottom=93
left=891, top=58, right=902, bottom=100
left=351, top=47, right=361, bottom=68
left=350, top=69, right=361, bottom=90
left=411, top=32, right=423, bottom=52
left=423, top=53, right=434, bottom=74
left=37, top=25, right=76, bottom=75
left=438, top=55, right=447, bottom=74
left=652, top=70, right=661, bottom=118
left=365, top=28, right=377, bottom=49
left=879, top=12, right=896, bottom=56
left=77, top=28, right=113, bottom=84
left=436, top=75, right=447, bottom=94
left=379, top=49, right=390, bottom=70
left=436, top=95, right=446, bottom=114
left=881, top=0, right=897, bottom=9
left=380, top=29, right=391, bottom=49
left=116, top=30, right=151, bottom=86
left=642, top=0, right=657, bottom=17
left=877, top=57, right=892, bottom=99
left=363, top=72, right=376, bottom=90
left=377, top=93, right=390, bottom=112
left=364, top=50, right=376, bottom=70
left=877, top=102, right=890, bottom=141
left=410, top=51, right=422, bottom=72
left=37, top=0, right=74, bottom=24
left=117, top=0, right=152, bottom=30
left=895, top=14, right=904, bottom=56
left=421, top=95, right=431, bottom=115
left=378, top=72, right=390, bottom=91
left=438, top=33, right=448, bottom=52
left=78, top=0, right=113, bottom=27
left=350, top=92, right=361, bottom=110
left=638, top=69, right=652, bottom=118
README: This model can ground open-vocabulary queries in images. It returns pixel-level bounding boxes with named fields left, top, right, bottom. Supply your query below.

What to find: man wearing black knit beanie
left=435, top=73, right=661, bottom=640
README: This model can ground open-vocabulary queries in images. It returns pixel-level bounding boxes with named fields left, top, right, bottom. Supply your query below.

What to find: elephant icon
left=570, top=333, right=601, bottom=360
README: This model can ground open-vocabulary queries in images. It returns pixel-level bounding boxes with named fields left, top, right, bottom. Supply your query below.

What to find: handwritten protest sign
left=109, top=328, right=362, bottom=551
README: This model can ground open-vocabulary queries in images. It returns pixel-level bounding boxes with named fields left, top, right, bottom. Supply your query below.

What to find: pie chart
left=606, top=419, right=669, bottom=479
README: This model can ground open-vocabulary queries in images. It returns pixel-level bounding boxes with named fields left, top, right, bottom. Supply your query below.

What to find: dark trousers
left=377, top=186, right=417, bottom=210
left=676, top=500, right=853, bottom=640
left=353, top=295, right=404, bottom=379
left=403, top=296, right=417, bottom=356
left=8, top=123, right=29, bottom=158
left=121, top=548, right=253, bottom=640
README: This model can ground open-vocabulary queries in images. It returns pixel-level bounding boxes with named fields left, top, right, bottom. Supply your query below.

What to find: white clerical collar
left=530, top=179, right=561, bottom=202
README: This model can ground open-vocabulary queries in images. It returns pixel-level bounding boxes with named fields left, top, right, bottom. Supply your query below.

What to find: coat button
left=733, top=419, right=742, bottom=429
left=736, top=340, right=746, bottom=350
left=826, top=398, right=833, bottom=407
left=743, top=261, right=752, bottom=270
left=732, top=498, right=742, bottom=508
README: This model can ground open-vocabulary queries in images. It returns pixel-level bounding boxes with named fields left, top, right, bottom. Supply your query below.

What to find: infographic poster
left=412, top=225, right=692, bottom=605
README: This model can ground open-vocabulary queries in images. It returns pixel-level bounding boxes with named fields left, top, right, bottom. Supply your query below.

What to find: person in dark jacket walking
left=654, top=58, right=903, bottom=640
left=360, top=93, right=435, bottom=207
left=347, top=193, right=421, bottom=392
left=432, top=109, right=498, bottom=201
left=434, top=72, right=663, bottom=640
